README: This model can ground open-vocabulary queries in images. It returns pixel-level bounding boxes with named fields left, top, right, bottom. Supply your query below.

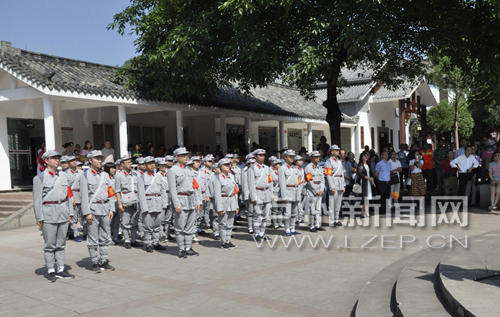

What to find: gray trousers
left=283, top=201, right=299, bottom=231
left=246, top=201, right=254, bottom=232
left=111, top=204, right=121, bottom=240
left=308, top=196, right=322, bottom=229
left=174, top=209, right=196, bottom=250
left=69, top=203, right=81, bottom=236
left=328, top=190, right=343, bottom=225
left=87, top=215, right=111, bottom=265
left=253, top=202, right=271, bottom=236
left=42, top=222, right=69, bottom=272
left=271, top=206, right=284, bottom=227
left=218, top=211, right=235, bottom=243
left=121, top=205, right=140, bottom=243
left=143, top=211, right=162, bottom=246
left=209, top=209, right=219, bottom=235
left=197, top=200, right=211, bottom=230
left=161, top=205, right=173, bottom=236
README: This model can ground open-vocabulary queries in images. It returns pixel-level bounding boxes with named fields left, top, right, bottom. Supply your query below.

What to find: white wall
left=0, top=113, right=11, bottom=190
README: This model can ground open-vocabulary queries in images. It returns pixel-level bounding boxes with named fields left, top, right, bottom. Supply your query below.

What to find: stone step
left=355, top=251, right=425, bottom=317
left=438, top=232, right=500, bottom=317
left=0, top=205, right=25, bottom=212
left=0, top=193, right=32, bottom=200
left=0, top=200, right=31, bottom=206
left=0, top=210, right=17, bottom=218
left=395, top=248, right=451, bottom=317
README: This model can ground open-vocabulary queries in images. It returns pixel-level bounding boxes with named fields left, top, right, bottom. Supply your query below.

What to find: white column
left=244, top=117, right=251, bottom=153
left=0, top=114, right=11, bottom=190
left=307, top=123, right=313, bottom=153
left=176, top=110, right=184, bottom=147
left=43, top=96, right=56, bottom=151
left=118, top=105, right=128, bottom=157
left=220, top=115, right=227, bottom=154
left=279, top=120, right=287, bottom=150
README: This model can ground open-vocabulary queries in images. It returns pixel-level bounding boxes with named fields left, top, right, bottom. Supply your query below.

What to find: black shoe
left=154, top=244, right=166, bottom=251
left=309, top=227, right=317, bottom=232
left=93, top=264, right=102, bottom=273
left=221, top=243, right=230, bottom=249
left=167, top=236, right=176, bottom=242
left=227, top=241, right=236, bottom=248
left=145, top=245, right=154, bottom=253
left=131, top=241, right=143, bottom=247
left=198, top=230, right=208, bottom=236
left=124, top=242, right=131, bottom=249
left=254, top=235, right=262, bottom=242
left=178, top=249, right=187, bottom=258
left=100, top=260, right=115, bottom=271
left=55, top=270, right=75, bottom=279
left=185, top=248, right=199, bottom=256
left=334, top=222, right=343, bottom=227
left=47, top=272, right=57, bottom=283
left=316, top=227, right=326, bottom=231
left=213, top=234, right=220, bottom=240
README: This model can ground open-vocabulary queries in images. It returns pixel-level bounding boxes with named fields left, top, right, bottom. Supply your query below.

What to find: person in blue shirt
left=375, top=151, right=392, bottom=213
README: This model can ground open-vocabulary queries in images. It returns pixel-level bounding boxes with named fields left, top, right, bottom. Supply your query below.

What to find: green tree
left=109, top=0, right=499, bottom=146
left=428, top=99, right=474, bottom=138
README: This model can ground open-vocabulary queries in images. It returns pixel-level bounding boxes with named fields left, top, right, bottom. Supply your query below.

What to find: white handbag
left=352, top=183, right=362, bottom=194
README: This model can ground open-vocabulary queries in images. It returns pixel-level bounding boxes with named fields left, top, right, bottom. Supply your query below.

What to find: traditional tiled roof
left=0, top=42, right=338, bottom=121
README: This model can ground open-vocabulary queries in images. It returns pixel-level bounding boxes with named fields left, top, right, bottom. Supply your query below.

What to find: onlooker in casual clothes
left=375, top=151, right=392, bottom=213
left=81, top=140, right=92, bottom=163
left=442, top=150, right=458, bottom=195
left=397, top=144, right=409, bottom=190
left=62, top=142, right=74, bottom=156
left=456, top=139, right=467, bottom=158
left=316, top=136, right=330, bottom=160
left=421, top=144, right=434, bottom=193
left=433, top=140, right=449, bottom=194
left=450, top=146, right=479, bottom=197
left=488, top=152, right=500, bottom=210
left=356, top=152, right=375, bottom=217
left=389, top=151, right=402, bottom=209
left=340, top=150, right=353, bottom=196
left=409, top=151, right=426, bottom=196
left=131, top=144, right=142, bottom=163
left=102, top=141, right=115, bottom=164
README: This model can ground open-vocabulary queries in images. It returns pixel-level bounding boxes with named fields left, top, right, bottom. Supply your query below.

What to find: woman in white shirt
left=389, top=151, right=403, bottom=208
left=409, top=151, right=426, bottom=196
left=356, top=152, right=376, bottom=217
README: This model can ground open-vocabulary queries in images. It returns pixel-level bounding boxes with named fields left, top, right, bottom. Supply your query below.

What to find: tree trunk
left=454, top=96, right=459, bottom=150
left=324, top=62, right=343, bottom=147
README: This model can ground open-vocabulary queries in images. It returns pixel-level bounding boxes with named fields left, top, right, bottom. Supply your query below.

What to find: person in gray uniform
left=208, top=161, right=221, bottom=239
left=214, top=158, right=239, bottom=249
left=304, top=151, right=325, bottom=232
left=80, top=150, right=116, bottom=273
left=157, top=157, right=170, bottom=242
left=278, top=150, right=301, bottom=236
left=187, top=156, right=203, bottom=243
left=197, top=155, right=214, bottom=236
left=104, top=162, right=120, bottom=244
left=33, top=150, right=75, bottom=282
left=167, top=147, right=201, bottom=258
left=270, top=158, right=283, bottom=229
left=325, top=145, right=345, bottom=227
left=63, top=155, right=83, bottom=242
left=161, top=155, right=176, bottom=241
left=294, top=155, right=306, bottom=225
left=134, top=157, right=146, bottom=238
left=137, top=156, right=167, bottom=252
left=247, top=149, right=273, bottom=241
left=241, top=154, right=255, bottom=234
left=115, top=155, right=142, bottom=249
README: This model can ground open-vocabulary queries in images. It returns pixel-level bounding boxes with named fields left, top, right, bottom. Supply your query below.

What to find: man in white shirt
left=102, top=141, right=115, bottom=164
left=450, top=146, right=479, bottom=196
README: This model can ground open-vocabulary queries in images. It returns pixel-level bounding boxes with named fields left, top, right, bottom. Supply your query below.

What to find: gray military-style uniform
left=208, top=171, right=220, bottom=236
left=213, top=172, right=239, bottom=243
left=247, top=162, right=273, bottom=237
left=325, top=156, right=345, bottom=225
left=160, top=168, right=173, bottom=238
left=80, top=168, right=115, bottom=265
left=115, top=169, right=140, bottom=243
left=279, top=163, right=300, bottom=232
left=197, top=166, right=213, bottom=231
left=167, top=163, right=200, bottom=251
left=33, top=169, right=75, bottom=273
left=137, top=171, right=167, bottom=247
left=270, top=167, right=283, bottom=227
left=66, top=168, right=82, bottom=237
left=241, top=163, right=255, bottom=232
left=304, top=162, right=325, bottom=229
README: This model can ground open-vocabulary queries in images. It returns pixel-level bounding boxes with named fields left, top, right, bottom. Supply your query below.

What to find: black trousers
left=458, top=173, right=472, bottom=196
left=377, top=180, right=391, bottom=213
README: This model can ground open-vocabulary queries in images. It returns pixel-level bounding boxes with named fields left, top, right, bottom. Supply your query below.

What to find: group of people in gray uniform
left=33, top=144, right=346, bottom=282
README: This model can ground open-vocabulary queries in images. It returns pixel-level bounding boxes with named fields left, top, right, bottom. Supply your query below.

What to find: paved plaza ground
left=1, top=208, right=499, bottom=317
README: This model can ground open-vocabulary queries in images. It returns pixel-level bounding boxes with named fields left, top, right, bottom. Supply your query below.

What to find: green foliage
left=428, top=99, right=474, bottom=138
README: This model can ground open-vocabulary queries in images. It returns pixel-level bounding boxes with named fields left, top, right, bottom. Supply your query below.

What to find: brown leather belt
left=334, top=175, right=343, bottom=178
left=146, top=194, right=161, bottom=197
left=256, top=187, right=267, bottom=191
left=72, top=189, right=80, bottom=192
left=43, top=198, right=68, bottom=205
left=178, top=192, right=192, bottom=196
left=313, top=181, right=321, bottom=184
left=94, top=200, right=109, bottom=204
left=121, top=191, right=137, bottom=194
left=221, top=194, right=229, bottom=197
left=286, top=185, right=297, bottom=188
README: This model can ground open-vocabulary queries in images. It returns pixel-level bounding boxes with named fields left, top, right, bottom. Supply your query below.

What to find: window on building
left=340, top=127, right=351, bottom=152
left=128, top=125, right=163, bottom=148
left=361, top=126, right=365, bottom=147
left=93, top=123, right=115, bottom=149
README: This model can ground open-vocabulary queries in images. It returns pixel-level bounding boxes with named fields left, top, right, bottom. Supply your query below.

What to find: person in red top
left=441, top=150, right=458, bottom=195
left=421, top=144, right=435, bottom=193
